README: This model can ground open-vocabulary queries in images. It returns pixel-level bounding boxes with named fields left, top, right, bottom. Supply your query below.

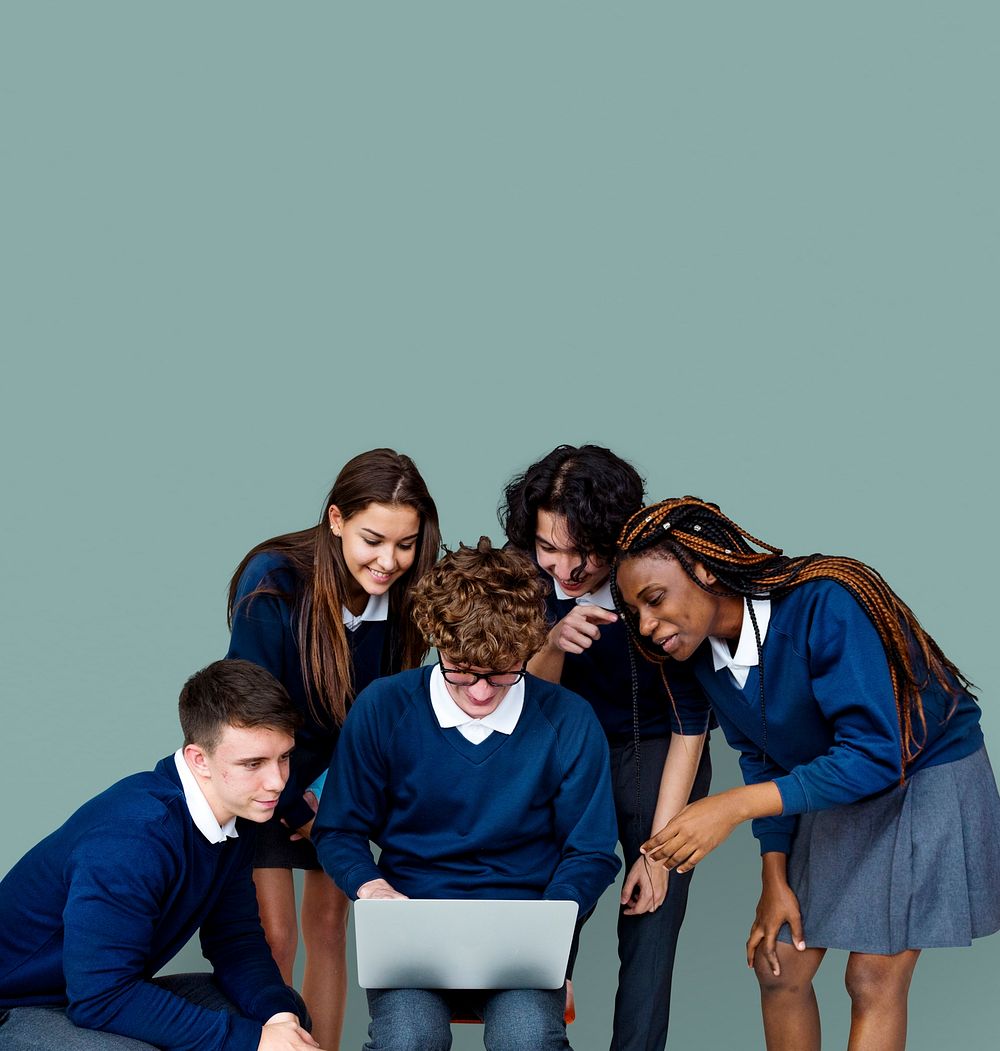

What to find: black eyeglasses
left=438, top=659, right=527, bottom=688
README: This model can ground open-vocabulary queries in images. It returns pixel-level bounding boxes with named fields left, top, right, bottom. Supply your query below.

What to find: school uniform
left=691, top=578, right=1000, bottom=953
left=0, top=755, right=300, bottom=1051
left=226, top=551, right=392, bottom=868
left=312, top=666, right=621, bottom=1051
left=546, top=579, right=712, bottom=1051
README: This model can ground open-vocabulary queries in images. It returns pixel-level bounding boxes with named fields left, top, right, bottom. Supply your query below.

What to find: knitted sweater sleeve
left=62, top=823, right=263, bottom=1051
left=199, top=839, right=300, bottom=1021
left=771, top=584, right=903, bottom=816
left=543, top=706, right=621, bottom=915
left=226, top=560, right=323, bottom=830
left=312, top=691, right=390, bottom=898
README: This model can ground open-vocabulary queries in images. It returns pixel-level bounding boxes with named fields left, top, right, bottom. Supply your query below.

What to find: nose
left=263, top=761, right=287, bottom=792
left=467, top=678, right=497, bottom=702
left=552, top=554, right=576, bottom=581
left=376, top=546, right=397, bottom=571
left=638, top=610, right=657, bottom=637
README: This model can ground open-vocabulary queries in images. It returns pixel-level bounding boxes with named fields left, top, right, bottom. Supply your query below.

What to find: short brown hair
left=412, top=538, right=549, bottom=668
left=179, top=660, right=300, bottom=753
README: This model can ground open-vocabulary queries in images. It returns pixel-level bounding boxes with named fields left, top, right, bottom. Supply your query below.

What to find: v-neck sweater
left=226, top=551, right=392, bottom=828
left=0, top=757, right=297, bottom=1050
left=690, top=580, right=984, bottom=854
left=313, top=666, right=620, bottom=914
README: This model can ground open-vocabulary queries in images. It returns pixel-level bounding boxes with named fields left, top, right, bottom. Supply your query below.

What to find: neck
left=343, top=579, right=369, bottom=616
left=713, top=594, right=746, bottom=641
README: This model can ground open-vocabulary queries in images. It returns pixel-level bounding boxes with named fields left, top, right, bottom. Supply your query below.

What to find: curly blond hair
left=412, top=537, right=549, bottom=668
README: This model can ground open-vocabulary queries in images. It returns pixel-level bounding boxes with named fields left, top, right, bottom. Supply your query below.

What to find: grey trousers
left=568, top=735, right=712, bottom=1051
left=0, top=973, right=305, bottom=1050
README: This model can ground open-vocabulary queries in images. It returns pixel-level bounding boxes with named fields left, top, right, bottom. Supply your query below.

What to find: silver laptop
left=354, top=899, right=579, bottom=989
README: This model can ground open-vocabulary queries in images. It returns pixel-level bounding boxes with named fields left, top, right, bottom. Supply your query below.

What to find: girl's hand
left=286, top=789, right=319, bottom=842
left=746, top=863, right=806, bottom=976
left=620, top=856, right=669, bottom=916
left=640, top=793, right=741, bottom=872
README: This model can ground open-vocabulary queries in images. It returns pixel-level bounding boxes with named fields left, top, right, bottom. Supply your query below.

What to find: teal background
left=2, top=3, right=996, bottom=1048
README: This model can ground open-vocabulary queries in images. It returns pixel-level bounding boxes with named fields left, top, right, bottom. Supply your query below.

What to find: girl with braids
left=614, top=497, right=1000, bottom=1051
left=226, top=449, right=441, bottom=1051
left=502, top=447, right=712, bottom=1051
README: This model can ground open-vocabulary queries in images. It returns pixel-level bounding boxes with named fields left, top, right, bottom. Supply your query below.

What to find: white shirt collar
left=173, top=749, right=239, bottom=844
left=342, top=589, right=389, bottom=632
left=709, top=598, right=771, bottom=689
left=552, top=576, right=615, bottom=610
left=429, top=664, right=525, bottom=744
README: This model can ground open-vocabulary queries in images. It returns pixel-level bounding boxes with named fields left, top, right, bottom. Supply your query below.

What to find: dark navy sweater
left=546, top=590, right=712, bottom=741
left=690, top=580, right=984, bottom=854
left=312, top=667, right=621, bottom=915
left=227, top=551, right=390, bottom=829
left=0, top=757, right=298, bottom=1051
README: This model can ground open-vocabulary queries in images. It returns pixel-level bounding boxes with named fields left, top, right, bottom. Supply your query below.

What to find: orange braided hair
left=614, top=497, right=974, bottom=775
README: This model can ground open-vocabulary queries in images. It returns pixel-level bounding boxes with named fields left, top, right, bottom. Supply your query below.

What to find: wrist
left=761, top=851, right=789, bottom=883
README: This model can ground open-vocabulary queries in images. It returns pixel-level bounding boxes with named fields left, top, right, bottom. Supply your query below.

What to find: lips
left=655, top=634, right=680, bottom=655
left=366, top=566, right=394, bottom=584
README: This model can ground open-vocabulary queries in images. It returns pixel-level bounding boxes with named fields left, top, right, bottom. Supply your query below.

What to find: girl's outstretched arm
left=640, top=781, right=783, bottom=872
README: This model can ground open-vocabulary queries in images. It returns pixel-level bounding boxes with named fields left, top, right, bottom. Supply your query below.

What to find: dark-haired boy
left=313, top=539, right=620, bottom=1051
left=0, top=661, right=320, bottom=1051
left=502, top=445, right=713, bottom=1051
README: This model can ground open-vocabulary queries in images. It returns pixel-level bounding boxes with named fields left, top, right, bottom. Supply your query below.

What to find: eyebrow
left=534, top=533, right=576, bottom=552
left=236, top=747, right=295, bottom=763
left=361, top=528, right=420, bottom=542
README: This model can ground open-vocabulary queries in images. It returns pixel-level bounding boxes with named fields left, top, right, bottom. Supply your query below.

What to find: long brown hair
left=615, top=496, right=974, bottom=774
left=228, top=448, right=441, bottom=726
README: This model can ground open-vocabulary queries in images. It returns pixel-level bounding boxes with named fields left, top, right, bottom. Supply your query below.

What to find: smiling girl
left=615, top=496, right=1000, bottom=1051
left=226, top=449, right=440, bottom=1050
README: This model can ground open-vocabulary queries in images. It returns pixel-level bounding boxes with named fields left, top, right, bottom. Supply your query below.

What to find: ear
left=328, top=505, right=344, bottom=537
left=693, top=561, right=718, bottom=588
left=183, top=743, right=212, bottom=781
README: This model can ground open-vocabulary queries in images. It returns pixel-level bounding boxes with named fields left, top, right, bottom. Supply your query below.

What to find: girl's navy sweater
left=691, top=580, right=983, bottom=854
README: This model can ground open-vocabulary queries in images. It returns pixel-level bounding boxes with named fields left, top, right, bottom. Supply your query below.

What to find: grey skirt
left=778, top=744, right=1000, bottom=955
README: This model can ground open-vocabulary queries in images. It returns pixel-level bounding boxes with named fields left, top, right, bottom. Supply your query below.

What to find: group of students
left=1, top=444, right=998, bottom=1051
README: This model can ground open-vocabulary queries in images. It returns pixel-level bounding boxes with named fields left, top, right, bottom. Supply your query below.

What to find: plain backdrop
left=2, top=4, right=997, bottom=1049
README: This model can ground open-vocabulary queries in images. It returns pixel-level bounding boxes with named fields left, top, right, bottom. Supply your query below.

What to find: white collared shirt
left=429, top=664, right=525, bottom=745
left=553, top=577, right=615, bottom=610
left=342, top=590, right=389, bottom=632
left=173, top=749, right=239, bottom=844
left=708, top=598, right=771, bottom=689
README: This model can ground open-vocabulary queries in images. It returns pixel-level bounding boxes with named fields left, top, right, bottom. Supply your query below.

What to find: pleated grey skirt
left=778, top=744, right=1000, bottom=955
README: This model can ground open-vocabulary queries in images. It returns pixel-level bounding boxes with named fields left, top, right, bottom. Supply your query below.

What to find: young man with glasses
left=312, top=538, right=620, bottom=1051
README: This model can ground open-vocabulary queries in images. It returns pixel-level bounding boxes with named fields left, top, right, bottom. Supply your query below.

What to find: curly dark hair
left=500, top=444, right=645, bottom=579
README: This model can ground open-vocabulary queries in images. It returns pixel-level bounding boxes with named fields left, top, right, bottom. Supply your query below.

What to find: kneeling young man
left=313, top=539, right=620, bottom=1051
left=0, top=660, right=320, bottom=1051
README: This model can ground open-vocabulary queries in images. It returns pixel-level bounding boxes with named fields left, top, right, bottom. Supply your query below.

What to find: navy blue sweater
left=227, top=551, right=390, bottom=829
left=313, top=668, right=621, bottom=915
left=546, top=590, right=712, bottom=741
left=0, top=757, right=298, bottom=1051
left=691, top=580, right=984, bottom=854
